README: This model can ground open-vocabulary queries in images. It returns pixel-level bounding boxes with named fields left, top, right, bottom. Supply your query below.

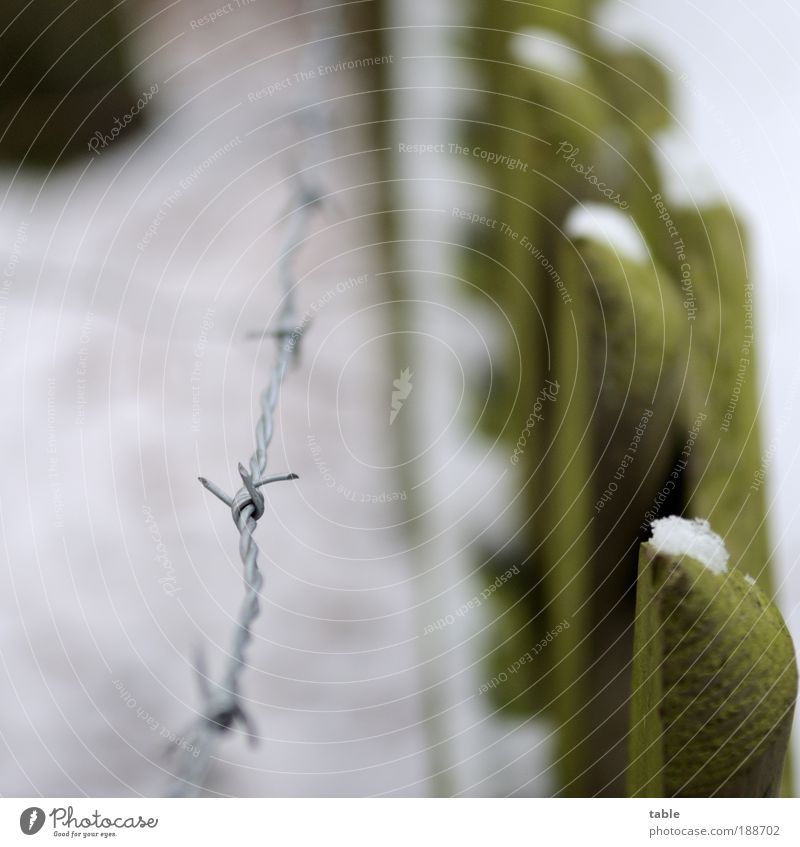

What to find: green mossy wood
left=366, top=0, right=791, bottom=796
left=629, top=543, right=797, bottom=797
left=465, top=1, right=792, bottom=795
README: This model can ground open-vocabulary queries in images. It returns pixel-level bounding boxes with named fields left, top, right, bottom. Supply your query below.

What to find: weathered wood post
left=630, top=519, right=797, bottom=797
left=367, top=0, right=793, bottom=796
left=464, top=1, right=791, bottom=795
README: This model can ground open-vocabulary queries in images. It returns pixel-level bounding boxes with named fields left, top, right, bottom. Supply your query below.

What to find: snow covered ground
left=0, top=0, right=432, bottom=796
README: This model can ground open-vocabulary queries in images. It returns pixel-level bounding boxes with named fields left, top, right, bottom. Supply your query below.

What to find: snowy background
left=1, top=0, right=798, bottom=795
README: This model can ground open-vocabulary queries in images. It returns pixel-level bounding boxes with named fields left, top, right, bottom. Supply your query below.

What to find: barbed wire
left=163, top=0, right=343, bottom=798
left=166, top=183, right=323, bottom=796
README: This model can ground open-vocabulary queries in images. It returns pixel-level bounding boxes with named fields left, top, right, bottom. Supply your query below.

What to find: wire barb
left=166, top=0, right=340, bottom=798
left=168, top=186, right=318, bottom=797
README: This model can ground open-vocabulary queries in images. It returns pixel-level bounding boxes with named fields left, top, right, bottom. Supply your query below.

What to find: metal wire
left=167, top=184, right=322, bottom=796
left=163, top=0, right=344, bottom=798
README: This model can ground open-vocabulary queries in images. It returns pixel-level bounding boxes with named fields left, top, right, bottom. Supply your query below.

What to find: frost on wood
left=649, top=516, right=729, bottom=575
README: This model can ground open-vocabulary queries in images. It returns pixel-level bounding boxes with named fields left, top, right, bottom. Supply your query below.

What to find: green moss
left=485, top=582, right=554, bottom=715
left=463, top=0, right=789, bottom=798
left=674, top=207, right=772, bottom=589
left=630, top=544, right=797, bottom=797
left=628, top=544, right=666, bottom=796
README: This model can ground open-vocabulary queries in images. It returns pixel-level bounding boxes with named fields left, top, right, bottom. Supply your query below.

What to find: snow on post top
left=564, top=203, right=650, bottom=263
left=509, top=28, right=583, bottom=78
left=649, top=516, right=730, bottom=575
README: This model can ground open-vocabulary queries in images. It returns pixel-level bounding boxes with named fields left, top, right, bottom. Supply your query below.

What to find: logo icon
left=19, top=807, right=45, bottom=835
left=390, top=367, right=413, bottom=425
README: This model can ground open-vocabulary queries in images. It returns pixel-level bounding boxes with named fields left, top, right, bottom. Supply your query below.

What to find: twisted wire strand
left=165, top=0, right=342, bottom=798
left=167, top=186, right=321, bottom=796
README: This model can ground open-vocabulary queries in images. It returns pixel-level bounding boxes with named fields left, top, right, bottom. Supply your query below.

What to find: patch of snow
left=649, top=516, right=729, bottom=575
left=509, top=28, right=583, bottom=79
left=565, top=202, right=650, bottom=263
